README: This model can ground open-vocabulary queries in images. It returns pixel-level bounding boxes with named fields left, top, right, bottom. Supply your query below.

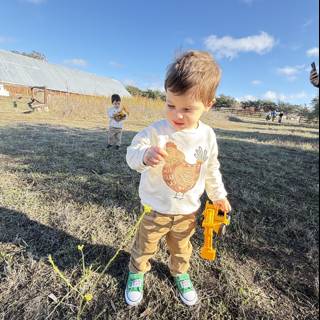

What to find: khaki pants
left=108, top=127, right=122, bottom=146
left=129, top=209, right=196, bottom=276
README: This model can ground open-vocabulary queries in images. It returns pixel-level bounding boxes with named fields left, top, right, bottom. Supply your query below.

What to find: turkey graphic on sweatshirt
left=162, top=142, right=208, bottom=199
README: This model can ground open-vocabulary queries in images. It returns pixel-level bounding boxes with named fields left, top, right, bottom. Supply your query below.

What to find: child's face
left=165, top=89, right=211, bottom=131
left=113, top=100, right=121, bottom=108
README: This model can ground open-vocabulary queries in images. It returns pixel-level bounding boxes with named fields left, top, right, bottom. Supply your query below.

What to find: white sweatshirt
left=126, top=119, right=227, bottom=215
left=107, top=106, right=126, bottom=129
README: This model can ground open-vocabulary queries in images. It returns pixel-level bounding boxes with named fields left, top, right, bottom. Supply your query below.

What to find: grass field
left=0, top=96, right=319, bottom=320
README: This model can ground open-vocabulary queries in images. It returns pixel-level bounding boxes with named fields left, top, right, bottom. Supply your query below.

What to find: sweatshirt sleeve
left=126, top=128, right=151, bottom=173
left=205, top=131, right=228, bottom=202
left=107, top=107, right=114, bottom=118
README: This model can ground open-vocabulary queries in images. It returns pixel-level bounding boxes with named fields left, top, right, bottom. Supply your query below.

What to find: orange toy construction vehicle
left=200, top=201, right=231, bottom=261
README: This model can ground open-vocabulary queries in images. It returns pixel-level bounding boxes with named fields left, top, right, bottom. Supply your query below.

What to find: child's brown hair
left=164, top=51, right=221, bottom=105
left=111, top=94, right=121, bottom=103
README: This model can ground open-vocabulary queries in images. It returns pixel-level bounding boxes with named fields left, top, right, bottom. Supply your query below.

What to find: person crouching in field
left=107, top=94, right=127, bottom=149
left=125, top=51, right=231, bottom=306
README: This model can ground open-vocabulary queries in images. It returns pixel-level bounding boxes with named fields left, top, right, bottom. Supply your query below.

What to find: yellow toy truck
left=114, top=105, right=129, bottom=121
left=200, top=201, right=231, bottom=261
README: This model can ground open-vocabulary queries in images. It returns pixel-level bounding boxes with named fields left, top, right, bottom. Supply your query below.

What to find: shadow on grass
left=0, top=123, right=319, bottom=306
left=215, top=128, right=319, bottom=147
left=248, top=127, right=319, bottom=136
left=0, top=123, right=140, bottom=212
left=0, top=206, right=170, bottom=283
left=0, top=123, right=172, bottom=284
left=215, top=129, right=319, bottom=301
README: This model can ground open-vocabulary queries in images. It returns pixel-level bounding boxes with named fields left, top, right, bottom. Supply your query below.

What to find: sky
left=0, top=0, right=319, bottom=106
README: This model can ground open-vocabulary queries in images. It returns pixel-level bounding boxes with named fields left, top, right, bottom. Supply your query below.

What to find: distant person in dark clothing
left=310, top=62, right=319, bottom=88
left=278, top=111, right=284, bottom=123
left=266, top=111, right=271, bottom=121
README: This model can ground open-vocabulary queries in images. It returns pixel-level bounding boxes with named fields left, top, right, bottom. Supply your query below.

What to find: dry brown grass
left=0, top=95, right=319, bottom=320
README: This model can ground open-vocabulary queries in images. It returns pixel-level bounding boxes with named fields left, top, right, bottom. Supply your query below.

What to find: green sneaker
left=125, top=272, right=144, bottom=306
left=174, top=273, right=198, bottom=306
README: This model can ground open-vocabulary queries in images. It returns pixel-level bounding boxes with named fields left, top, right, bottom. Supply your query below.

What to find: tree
left=125, top=86, right=166, bottom=101
left=241, top=100, right=258, bottom=110
left=299, top=106, right=311, bottom=118
left=152, top=90, right=166, bottom=101
left=11, top=50, right=47, bottom=61
left=309, top=96, right=319, bottom=120
left=260, top=100, right=277, bottom=111
left=215, top=95, right=237, bottom=109
left=240, top=99, right=272, bottom=111
left=142, top=89, right=157, bottom=100
left=126, top=85, right=143, bottom=96
left=276, top=101, right=304, bottom=114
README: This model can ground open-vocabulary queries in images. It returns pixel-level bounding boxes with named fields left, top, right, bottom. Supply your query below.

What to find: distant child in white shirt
left=107, top=94, right=127, bottom=149
left=125, top=51, right=231, bottom=306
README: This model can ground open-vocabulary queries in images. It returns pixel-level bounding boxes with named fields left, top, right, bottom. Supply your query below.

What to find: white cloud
left=277, top=65, right=305, bottom=81
left=0, top=36, right=13, bottom=43
left=263, top=91, right=278, bottom=101
left=289, top=44, right=301, bottom=51
left=239, top=0, right=255, bottom=4
left=306, top=47, right=319, bottom=57
left=64, top=58, right=87, bottom=67
left=142, top=82, right=164, bottom=92
left=184, top=37, right=195, bottom=45
left=204, top=31, right=276, bottom=59
left=23, top=0, right=46, bottom=4
left=263, top=90, right=308, bottom=102
left=236, top=95, right=258, bottom=101
left=251, top=80, right=262, bottom=85
left=236, top=91, right=309, bottom=103
left=122, top=78, right=164, bottom=92
left=302, top=19, right=313, bottom=28
left=109, top=61, right=124, bottom=68
left=123, top=79, right=137, bottom=87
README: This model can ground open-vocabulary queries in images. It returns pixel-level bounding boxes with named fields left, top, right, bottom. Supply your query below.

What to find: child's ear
left=206, top=98, right=216, bottom=110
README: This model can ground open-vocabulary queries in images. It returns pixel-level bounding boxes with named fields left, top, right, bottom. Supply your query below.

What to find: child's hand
left=143, top=146, right=168, bottom=167
left=212, top=198, right=232, bottom=213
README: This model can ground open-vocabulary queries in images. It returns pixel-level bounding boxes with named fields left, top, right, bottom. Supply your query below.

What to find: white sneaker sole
left=125, top=288, right=143, bottom=306
left=178, top=291, right=198, bottom=306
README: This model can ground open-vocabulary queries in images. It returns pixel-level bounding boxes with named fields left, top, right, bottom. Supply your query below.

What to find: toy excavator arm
left=200, top=201, right=230, bottom=261
left=200, top=202, right=217, bottom=260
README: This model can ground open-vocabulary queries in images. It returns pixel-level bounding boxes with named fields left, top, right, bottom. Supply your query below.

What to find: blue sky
left=0, top=0, right=319, bottom=106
